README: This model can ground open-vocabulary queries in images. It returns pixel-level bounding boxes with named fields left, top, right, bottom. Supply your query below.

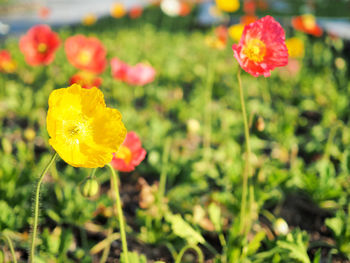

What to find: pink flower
left=111, top=132, right=147, bottom=172
left=232, top=15, right=288, bottom=77
left=126, top=63, right=156, bottom=86
left=110, top=58, right=130, bottom=82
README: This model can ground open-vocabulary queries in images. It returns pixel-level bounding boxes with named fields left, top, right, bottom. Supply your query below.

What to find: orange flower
left=19, top=25, right=60, bottom=66
left=179, top=2, right=191, bottom=16
left=205, top=26, right=228, bottom=50
left=65, top=35, right=107, bottom=74
left=240, top=15, right=257, bottom=25
left=38, top=6, right=51, bottom=19
left=111, top=3, right=126, bottom=18
left=111, top=132, right=146, bottom=172
left=0, top=50, right=17, bottom=73
left=129, top=6, right=143, bottom=19
left=292, top=14, right=323, bottom=37
left=69, top=71, right=102, bottom=89
left=232, top=16, right=288, bottom=77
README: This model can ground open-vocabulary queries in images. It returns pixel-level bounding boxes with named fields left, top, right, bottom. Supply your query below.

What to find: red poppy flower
left=38, top=6, right=51, bottom=19
left=111, top=132, right=147, bottom=172
left=179, top=2, right=191, bottom=16
left=126, top=63, right=156, bottom=86
left=65, top=35, right=107, bottom=74
left=0, top=50, right=17, bottom=73
left=69, top=71, right=102, bottom=89
left=129, top=6, right=143, bottom=19
left=243, top=0, right=256, bottom=15
left=240, top=15, right=257, bottom=25
left=19, top=25, right=60, bottom=66
left=292, top=15, right=323, bottom=37
left=232, top=15, right=288, bottom=77
left=110, top=58, right=130, bottom=82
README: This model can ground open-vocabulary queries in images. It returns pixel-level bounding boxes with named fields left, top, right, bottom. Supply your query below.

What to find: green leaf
left=325, top=217, right=343, bottom=237
left=208, top=203, right=222, bottom=232
left=247, top=231, right=266, bottom=256
left=166, top=214, right=205, bottom=245
left=312, top=249, right=321, bottom=263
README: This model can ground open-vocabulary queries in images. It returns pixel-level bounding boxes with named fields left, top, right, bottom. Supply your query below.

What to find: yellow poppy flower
left=82, top=13, right=97, bottom=26
left=286, top=37, right=304, bottom=58
left=215, top=0, right=240, bottom=13
left=111, top=3, right=126, bottom=18
left=46, top=84, right=127, bottom=168
left=228, top=24, right=245, bottom=42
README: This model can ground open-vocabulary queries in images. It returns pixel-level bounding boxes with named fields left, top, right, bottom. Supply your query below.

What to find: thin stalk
left=106, top=164, right=129, bottom=263
left=203, top=56, right=215, bottom=160
left=29, top=152, right=58, bottom=263
left=1, top=233, right=17, bottom=263
left=100, top=228, right=114, bottom=263
left=237, top=69, right=252, bottom=235
left=219, top=233, right=227, bottom=263
left=324, top=122, right=341, bottom=160
left=175, top=244, right=204, bottom=263
left=158, top=138, right=171, bottom=214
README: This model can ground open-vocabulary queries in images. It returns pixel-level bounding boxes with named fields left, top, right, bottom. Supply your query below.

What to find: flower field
left=1, top=1, right=350, bottom=262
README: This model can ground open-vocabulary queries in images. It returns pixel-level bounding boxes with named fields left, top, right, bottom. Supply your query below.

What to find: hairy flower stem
left=29, top=152, right=58, bottom=263
left=237, top=69, right=252, bottom=236
left=106, top=164, right=129, bottom=263
left=158, top=138, right=171, bottom=216
left=175, top=244, right=204, bottom=263
left=1, top=233, right=17, bottom=263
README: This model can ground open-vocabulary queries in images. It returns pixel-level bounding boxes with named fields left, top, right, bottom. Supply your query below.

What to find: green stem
left=158, top=138, right=171, bottom=214
left=29, top=152, right=57, bottom=263
left=324, top=122, right=341, bottom=160
left=203, top=57, right=215, bottom=159
left=237, top=69, right=252, bottom=235
left=106, top=164, right=129, bottom=263
left=175, top=244, right=204, bottom=263
left=100, top=228, right=113, bottom=263
left=1, top=233, right=17, bottom=263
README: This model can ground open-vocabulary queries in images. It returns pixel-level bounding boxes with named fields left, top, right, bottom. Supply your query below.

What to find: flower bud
left=187, top=119, right=200, bottom=134
left=80, top=178, right=99, bottom=198
left=274, top=218, right=289, bottom=235
left=24, top=128, right=36, bottom=141
left=256, top=116, right=265, bottom=132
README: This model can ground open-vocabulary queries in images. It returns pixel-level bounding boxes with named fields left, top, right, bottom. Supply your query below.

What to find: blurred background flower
left=19, top=24, right=60, bottom=66
left=65, top=35, right=107, bottom=73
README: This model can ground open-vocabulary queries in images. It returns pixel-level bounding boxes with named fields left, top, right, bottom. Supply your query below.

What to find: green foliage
left=121, top=251, right=147, bottom=263
left=326, top=205, right=350, bottom=258
left=0, top=4, right=349, bottom=262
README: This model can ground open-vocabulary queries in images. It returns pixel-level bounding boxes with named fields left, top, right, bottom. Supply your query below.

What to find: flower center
left=37, top=43, right=47, bottom=53
left=116, top=145, right=132, bottom=164
left=78, top=50, right=92, bottom=65
left=64, top=119, right=90, bottom=145
left=302, top=14, right=316, bottom=30
left=243, top=38, right=266, bottom=63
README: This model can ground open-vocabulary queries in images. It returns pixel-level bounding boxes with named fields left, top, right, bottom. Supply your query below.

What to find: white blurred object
left=320, top=20, right=350, bottom=40
left=0, top=21, right=10, bottom=35
left=160, top=0, right=181, bottom=17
